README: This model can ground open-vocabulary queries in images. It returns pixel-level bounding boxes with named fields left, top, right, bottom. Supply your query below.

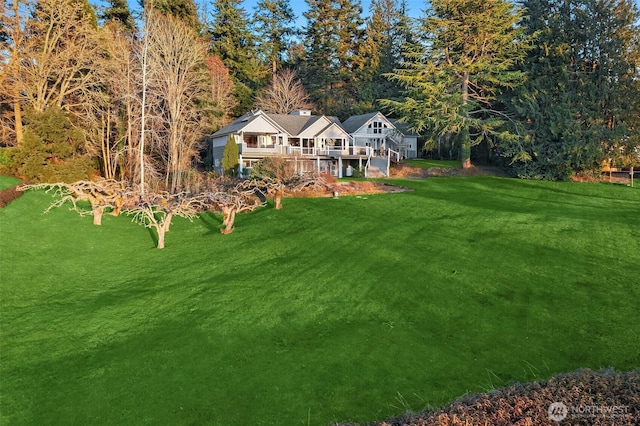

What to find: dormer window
left=368, top=121, right=384, bottom=134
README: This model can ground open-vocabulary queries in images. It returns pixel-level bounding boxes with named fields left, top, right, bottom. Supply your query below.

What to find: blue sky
left=92, top=1, right=427, bottom=27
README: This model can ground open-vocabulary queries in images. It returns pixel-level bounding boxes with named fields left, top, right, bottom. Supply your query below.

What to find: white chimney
left=290, top=110, right=312, bottom=116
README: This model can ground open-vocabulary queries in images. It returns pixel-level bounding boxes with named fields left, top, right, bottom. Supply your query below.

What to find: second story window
left=368, top=121, right=385, bottom=134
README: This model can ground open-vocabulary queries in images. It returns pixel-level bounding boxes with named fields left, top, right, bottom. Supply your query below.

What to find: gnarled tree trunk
left=92, top=205, right=104, bottom=225
left=274, top=187, right=284, bottom=210
left=220, top=205, right=236, bottom=234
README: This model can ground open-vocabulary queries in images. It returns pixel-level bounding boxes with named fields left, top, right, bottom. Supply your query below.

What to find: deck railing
left=240, top=143, right=376, bottom=158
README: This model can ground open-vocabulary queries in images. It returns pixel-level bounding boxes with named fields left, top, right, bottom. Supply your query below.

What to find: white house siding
left=236, top=115, right=281, bottom=135
left=208, top=110, right=420, bottom=175
left=297, top=118, right=334, bottom=139
left=211, top=134, right=241, bottom=149
left=404, top=137, right=418, bottom=159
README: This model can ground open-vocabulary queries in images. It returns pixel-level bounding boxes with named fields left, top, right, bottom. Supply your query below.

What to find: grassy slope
left=1, top=176, right=639, bottom=425
left=404, top=159, right=461, bottom=169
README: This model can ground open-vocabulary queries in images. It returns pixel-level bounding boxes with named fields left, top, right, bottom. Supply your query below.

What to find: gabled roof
left=212, top=110, right=342, bottom=139
left=211, top=110, right=413, bottom=140
left=266, top=114, right=326, bottom=136
left=340, top=112, right=380, bottom=134
left=341, top=111, right=398, bottom=135
left=315, top=121, right=351, bottom=140
left=210, top=110, right=288, bottom=138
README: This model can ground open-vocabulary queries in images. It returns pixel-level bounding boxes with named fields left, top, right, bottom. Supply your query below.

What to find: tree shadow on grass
left=198, top=211, right=222, bottom=235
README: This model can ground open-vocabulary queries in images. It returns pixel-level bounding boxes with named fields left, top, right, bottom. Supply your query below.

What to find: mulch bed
left=336, top=368, right=639, bottom=426
left=294, top=180, right=413, bottom=198
left=0, top=182, right=26, bottom=208
left=389, top=163, right=510, bottom=179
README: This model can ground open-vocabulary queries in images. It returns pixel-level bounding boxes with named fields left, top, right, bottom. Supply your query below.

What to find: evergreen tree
left=300, top=0, right=366, bottom=118
left=384, top=0, right=529, bottom=168
left=209, top=0, right=267, bottom=115
left=140, top=0, right=201, bottom=30
left=508, top=0, right=640, bottom=179
left=358, top=0, right=408, bottom=112
left=100, top=0, right=135, bottom=32
left=222, top=135, right=239, bottom=175
left=252, top=0, right=296, bottom=74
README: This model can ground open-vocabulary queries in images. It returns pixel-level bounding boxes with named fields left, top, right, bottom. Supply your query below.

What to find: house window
left=369, top=121, right=384, bottom=134
left=245, top=135, right=258, bottom=147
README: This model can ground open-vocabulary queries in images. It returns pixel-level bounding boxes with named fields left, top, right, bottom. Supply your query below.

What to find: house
left=208, top=110, right=419, bottom=177
left=341, top=112, right=419, bottom=160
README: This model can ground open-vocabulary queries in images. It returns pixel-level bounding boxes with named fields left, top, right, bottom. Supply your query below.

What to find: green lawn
left=405, top=158, right=461, bottom=169
left=1, top=175, right=639, bottom=425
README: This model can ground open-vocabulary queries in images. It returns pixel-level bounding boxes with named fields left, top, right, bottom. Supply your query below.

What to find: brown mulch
left=294, top=180, right=412, bottom=198
left=336, top=368, right=639, bottom=426
left=389, top=163, right=509, bottom=179
left=0, top=182, right=27, bottom=208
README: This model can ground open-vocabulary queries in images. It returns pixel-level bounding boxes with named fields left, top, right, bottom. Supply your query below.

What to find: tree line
left=1, top=0, right=639, bottom=186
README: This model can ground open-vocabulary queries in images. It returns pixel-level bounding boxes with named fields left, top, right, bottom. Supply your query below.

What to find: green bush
left=222, top=136, right=239, bottom=176
left=0, top=147, right=13, bottom=165
left=4, top=108, right=96, bottom=182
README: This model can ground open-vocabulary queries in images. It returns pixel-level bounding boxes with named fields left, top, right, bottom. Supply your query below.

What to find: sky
left=239, top=0, right=427, bottom=22
left=92, top=1, right=427, bottom=27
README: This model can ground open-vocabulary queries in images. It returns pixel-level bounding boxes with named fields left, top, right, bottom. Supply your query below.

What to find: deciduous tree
left=0, top=0, right=30, bottom=146
left=22, top=179, right=129, bottom=225
left=254, top=69, right=314, bottom=114
left=204, top=55, right=236, bottom=131
left=125, top=190, right=206, bottom=248
left=141, top=11, right=209, bottom=192
left=16, top=0, right=107, bottom=114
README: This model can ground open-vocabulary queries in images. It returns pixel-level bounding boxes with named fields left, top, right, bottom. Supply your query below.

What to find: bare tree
left=78, top=22, right=136, bottom=181
left=125, top=191, right=206, bottom=249
left=15, top=0, right=107, bottom=115
left=254, top=69, right=315, bottom=114
left=199, top=180, right=266, bottom=235
left=0, top=0, right=31, bottom=146
left=249, top=157, right=322, bottom=209
left=20, top=179, right=129, bottom=225
left=145, top=13, right=208, bottom=193
left=205, top=55, right=236, bottom=131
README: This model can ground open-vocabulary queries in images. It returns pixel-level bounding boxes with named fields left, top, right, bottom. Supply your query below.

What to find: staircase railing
left=387, top=148, right=400, bottom=175
left=364, top=154, right=372, bottom=178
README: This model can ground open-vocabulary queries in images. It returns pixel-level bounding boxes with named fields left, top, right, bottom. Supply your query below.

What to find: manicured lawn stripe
left=404, top=159, right=461, bottom=169
left=1, top=176, right=639, bottom=425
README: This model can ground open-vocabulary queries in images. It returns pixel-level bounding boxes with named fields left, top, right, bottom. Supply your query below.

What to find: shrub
left=222, top=136, right=239, bottom=176
left=3, top=108, right=96, bottom=182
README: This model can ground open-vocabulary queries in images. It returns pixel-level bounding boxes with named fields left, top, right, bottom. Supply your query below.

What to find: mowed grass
left=1, top=175, right=639, bottom=425
left=405, top=158, right=461, bottom=169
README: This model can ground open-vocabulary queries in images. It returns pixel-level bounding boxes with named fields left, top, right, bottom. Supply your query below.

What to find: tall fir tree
left=301, top=0, right=366, bottom=118
left=252, top=0, right=296, bottom=74
left=139, top=0, right=201, bottom=30
left=384, top=0, right=529, bottom=168
left=100, top=0, right=135, bottom=33
left=508, top=0, right=640, bottom=179
left=209, top=0, right=267, bottom=115
left=358, top=0, right=408, bottom=112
